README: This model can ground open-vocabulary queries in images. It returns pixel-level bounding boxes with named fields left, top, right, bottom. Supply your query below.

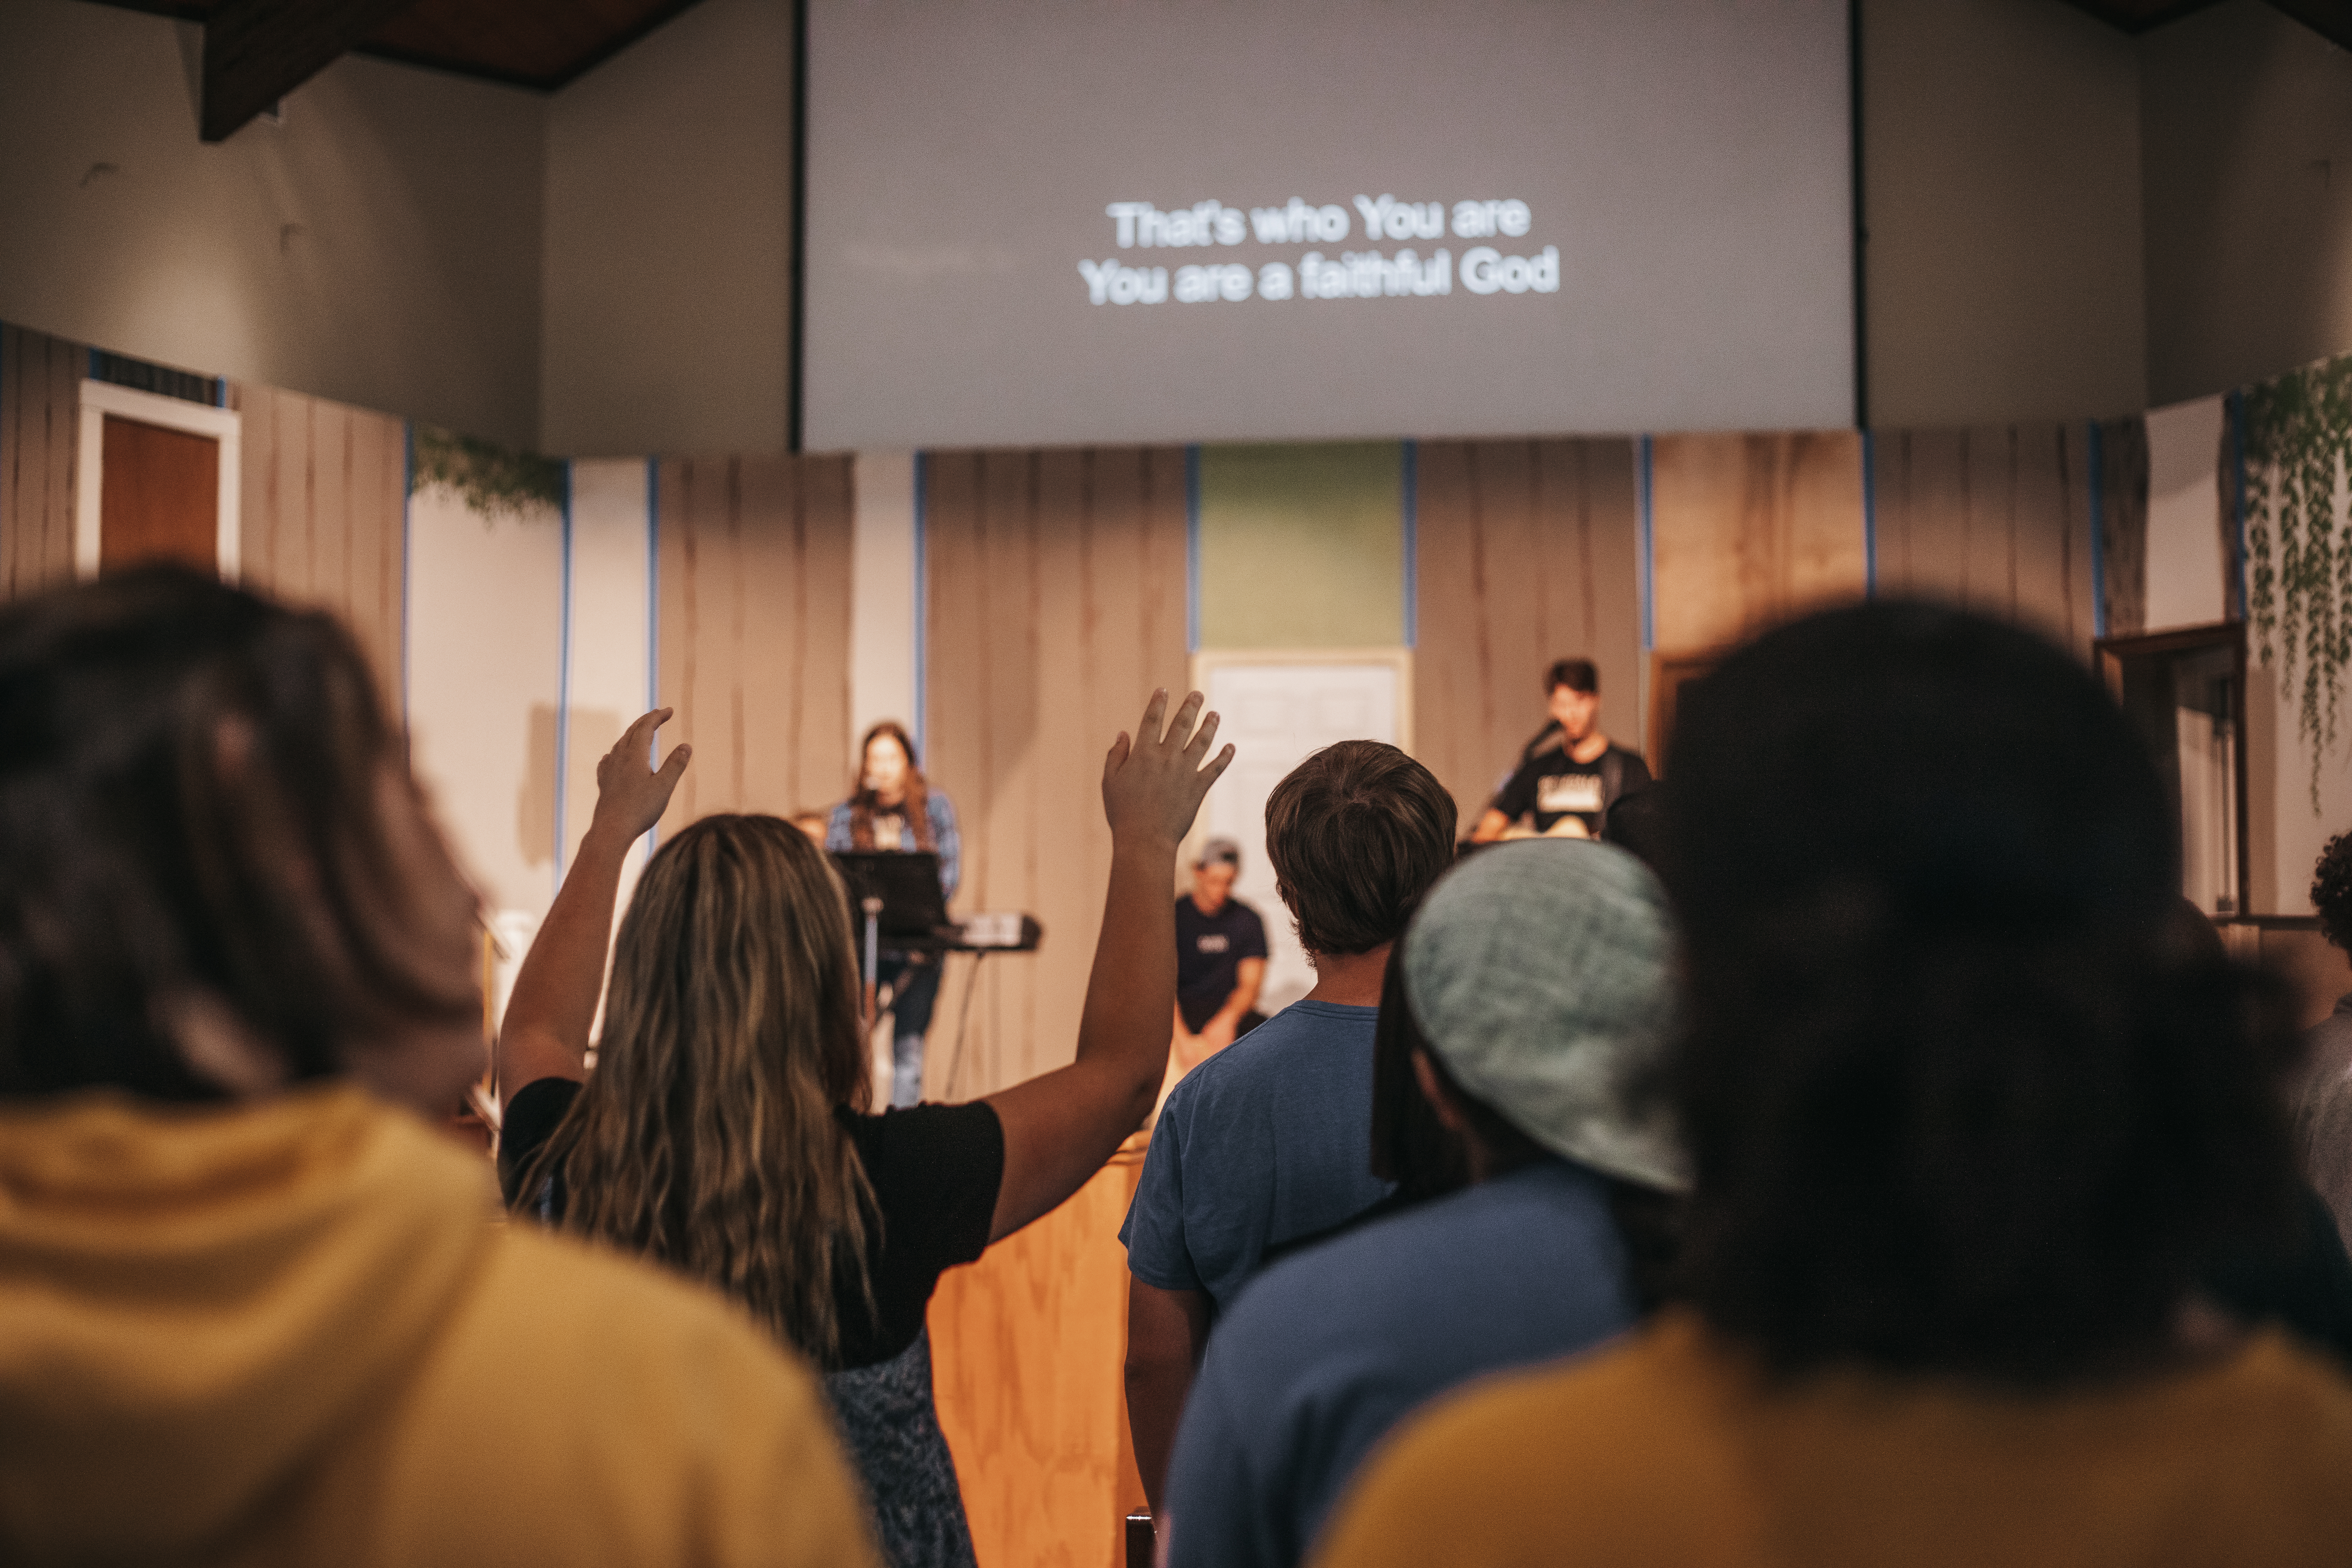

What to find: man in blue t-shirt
left=1121, top=740, right=1457, bottom=1513
left=1173, top=836, right=1269, bottom=1069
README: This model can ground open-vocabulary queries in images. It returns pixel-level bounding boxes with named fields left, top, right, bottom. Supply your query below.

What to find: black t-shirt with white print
left=1493, top=743, right=1653, bottom=836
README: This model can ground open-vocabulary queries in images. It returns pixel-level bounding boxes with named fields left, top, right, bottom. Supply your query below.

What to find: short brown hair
left=1264, top=741, right=1456, bottom=956
left=1546, top=658, right=1598, bottom=695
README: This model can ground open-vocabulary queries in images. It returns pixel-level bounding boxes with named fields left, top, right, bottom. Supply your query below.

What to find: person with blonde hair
left=0, top=569, right=876, bottom=1567
left=498, top=691, right=1232, bottom=1568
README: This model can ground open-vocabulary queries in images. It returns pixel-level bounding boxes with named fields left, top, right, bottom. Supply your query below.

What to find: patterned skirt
left=824, top=1328, right=978, bottom=1568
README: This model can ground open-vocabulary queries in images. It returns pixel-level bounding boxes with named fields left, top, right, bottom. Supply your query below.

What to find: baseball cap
left=1401, top=839, right=1686, bottom=1192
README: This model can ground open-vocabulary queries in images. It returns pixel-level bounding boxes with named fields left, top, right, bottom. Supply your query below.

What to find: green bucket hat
left=1402, top=840, right=1687, bottom=1193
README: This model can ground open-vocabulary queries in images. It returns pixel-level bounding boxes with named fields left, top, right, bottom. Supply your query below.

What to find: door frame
left=75, top=379, right=242, bottom=581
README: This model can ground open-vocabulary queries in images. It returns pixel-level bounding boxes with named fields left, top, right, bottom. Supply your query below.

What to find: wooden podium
left=929, top=1132, right=1152, bottom=1568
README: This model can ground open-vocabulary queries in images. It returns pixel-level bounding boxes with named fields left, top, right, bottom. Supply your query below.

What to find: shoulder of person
left=837, top=1099, right=1001, bottom=1166
left=1310, top=1324, right=1698, bottom=1566
left=416, top=1224, right=877, bottom=1564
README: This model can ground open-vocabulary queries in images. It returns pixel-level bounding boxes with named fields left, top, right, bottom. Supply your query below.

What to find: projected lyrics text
left=1081, top=193, right=1558, bottom=306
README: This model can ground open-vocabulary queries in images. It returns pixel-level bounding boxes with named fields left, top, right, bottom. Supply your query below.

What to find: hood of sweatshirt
left=0, top=1083, right=497, bottom=1557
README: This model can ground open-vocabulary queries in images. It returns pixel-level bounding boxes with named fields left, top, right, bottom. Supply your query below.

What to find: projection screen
left=802, top=0, right=1853, bottom=451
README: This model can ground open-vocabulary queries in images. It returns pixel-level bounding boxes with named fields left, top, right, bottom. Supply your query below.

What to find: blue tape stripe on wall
left=1401, top=439, right=1419, bottom=648
left=2086, top=422, right=2107, bottom=640
left=553, top=464, right=575, bottom=888
left=645, top=459, right=660, bottom=714
left=400, top=425, right=415, bottom=722
left=645, top=458, right=662, bottom=853
left=913, top=451, right=929, bottom=756
left=1861, top=429, right=1877, bottom=597
left=1185, top=445, right=1202, bottom=653
left=1637, top=435, right=1656, bottom=652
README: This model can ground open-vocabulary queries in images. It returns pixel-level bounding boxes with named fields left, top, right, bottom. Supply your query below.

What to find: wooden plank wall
left=230, top=380, right=408, bottom=705
left=1871, top=424, right=2098, bottom=650
left=0, top=324, right=83, bottom=599
left=653, top=455, right=856, bottom=831
left=923, top=448, right=1190, bottom=1100
left=930, top=1143, right=1148, bottom=1568
left=1413, top=438, right=1643, bottom=823
left=1649, top=431, right=1870, bottom=657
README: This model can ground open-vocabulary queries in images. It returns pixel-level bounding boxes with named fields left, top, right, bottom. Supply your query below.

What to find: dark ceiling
left=92, top=0, right=707, bottom=93
left=82, top=0, right=2352, bottom=145
left=2066, top=0, right=2352, bottom=49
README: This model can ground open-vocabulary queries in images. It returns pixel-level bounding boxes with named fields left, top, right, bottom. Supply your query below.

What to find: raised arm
left=982, top=690, right=1232, bottom=1241
left=496, top=709, right=690, bottom=1112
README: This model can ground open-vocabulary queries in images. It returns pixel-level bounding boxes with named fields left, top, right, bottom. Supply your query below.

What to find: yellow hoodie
left=0, top=1083, right=879, bottom=1567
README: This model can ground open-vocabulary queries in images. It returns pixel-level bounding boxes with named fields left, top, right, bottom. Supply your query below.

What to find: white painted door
left=1197, top=659, right=1404, bottom=1015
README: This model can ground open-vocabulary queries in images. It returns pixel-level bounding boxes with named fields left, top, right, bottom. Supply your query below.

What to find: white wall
left=2143, top=394, right=2228, bottom=631
left=0, top=0, right=545, bottom=449
left=539, top=0, right=795, bottom=458
left=850, top=450, right=919, bottom=749
left=405, top=482, right=566, bottom=934
left=1862, top=0, right=2147, bottom=426
left=2143, top=0, right=2352, bottom=405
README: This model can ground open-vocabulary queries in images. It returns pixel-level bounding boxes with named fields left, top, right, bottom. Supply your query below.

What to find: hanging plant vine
left=2241, top=354, right=2352, bottom=811
left=409, top=426, right=565, bottom=523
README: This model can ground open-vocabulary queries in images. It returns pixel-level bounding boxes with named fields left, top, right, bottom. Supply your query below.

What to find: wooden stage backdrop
left=930, top=1138, right=1150, bottom=1568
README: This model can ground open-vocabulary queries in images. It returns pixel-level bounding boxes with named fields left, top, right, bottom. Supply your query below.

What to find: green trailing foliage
left=409, top=426, right=565, bottom=523
left=2241, top=355, right=2352, bottom=811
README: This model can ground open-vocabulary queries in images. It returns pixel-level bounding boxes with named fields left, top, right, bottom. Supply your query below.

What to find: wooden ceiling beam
left=199, top=0, right=419, bottom=142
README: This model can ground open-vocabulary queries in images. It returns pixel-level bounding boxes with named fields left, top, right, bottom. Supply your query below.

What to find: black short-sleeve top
left=499, top=1077, right=1004, bottom=1370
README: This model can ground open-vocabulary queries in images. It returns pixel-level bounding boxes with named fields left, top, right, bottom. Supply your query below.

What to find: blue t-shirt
left=1119, top=999, right=1388, bottom=1315
left=1161, top=1160, right=1638, bottom=1568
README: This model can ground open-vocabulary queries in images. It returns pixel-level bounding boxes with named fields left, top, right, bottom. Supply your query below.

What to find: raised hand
left=591, top=708, right=692, bottom=844
left=1102, top=689, right=1234, bottom=846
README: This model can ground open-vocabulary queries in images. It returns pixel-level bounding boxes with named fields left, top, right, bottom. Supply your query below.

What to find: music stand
left=831, top=851, right=952, bottom=982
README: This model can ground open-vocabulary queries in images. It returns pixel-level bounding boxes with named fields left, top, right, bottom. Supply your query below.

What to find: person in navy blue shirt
left=827, top=721, right=960, bottom=1107
left=1173, top=836, right=1269, bottom=1071
left=1158, top=841, right=1686, bottom=1568
left=1121, top=741, right=1456, bottom=1512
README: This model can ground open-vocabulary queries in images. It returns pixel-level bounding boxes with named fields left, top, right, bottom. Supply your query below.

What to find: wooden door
left=100, top=414, right=219, bottom=576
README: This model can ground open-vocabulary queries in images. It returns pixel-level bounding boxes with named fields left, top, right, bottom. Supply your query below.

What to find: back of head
left=2313, top=830, right=2352, bottom=954
left=1662, top=600, right=2300, bottom=1383
left=533, top=812, right=876, bottom=1364
left=0, top=567, right=478, bottom=1101
left=1265, top=740, right=1456, bottom=956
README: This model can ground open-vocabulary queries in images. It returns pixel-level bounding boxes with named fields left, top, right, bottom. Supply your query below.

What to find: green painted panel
left=1196, top=442, right=1405, bottom=649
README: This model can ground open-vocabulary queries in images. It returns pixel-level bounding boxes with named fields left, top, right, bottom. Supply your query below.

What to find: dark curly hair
left=2313, top=831, right=2352, bottom=953
left=0, top=567, right=480, bottom=1100
left=1659, top=601, right=2303, bottom=1387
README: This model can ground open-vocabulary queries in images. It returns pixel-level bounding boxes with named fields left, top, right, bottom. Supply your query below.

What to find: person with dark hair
left=1316, top=601, right=2352, bottom=1568
left=499, top=691, right=1230, bottom=1568
left=1160, top=841, right=1684, bottom=1568
left=2294, top=831, right=2352, bottom=1248
left=1174, top=836, right=1270, bottom=1070
left=1122, top=740, right=1456, bottom=1512
left=1470, top=658, right=1651, bottom=842
left=0, top=569, right=877, bottom=1566
left=827, top=721, right=960, bottom=1106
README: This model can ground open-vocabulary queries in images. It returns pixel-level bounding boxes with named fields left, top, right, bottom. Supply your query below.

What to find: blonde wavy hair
left=523, top=814, right=876, bottom=1364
